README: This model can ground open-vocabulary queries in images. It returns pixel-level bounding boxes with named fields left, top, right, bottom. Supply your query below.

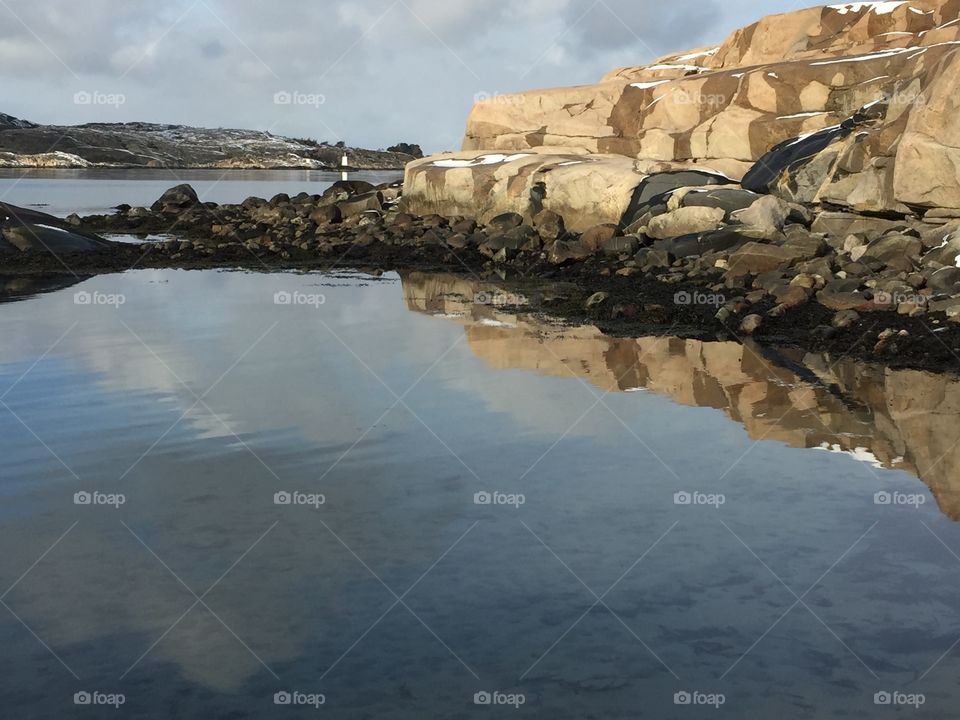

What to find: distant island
left=0, top=112, right=421, bottom=170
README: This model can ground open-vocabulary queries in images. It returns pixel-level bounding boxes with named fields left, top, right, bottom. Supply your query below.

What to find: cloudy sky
left=0, top=0, right=816, bottom=152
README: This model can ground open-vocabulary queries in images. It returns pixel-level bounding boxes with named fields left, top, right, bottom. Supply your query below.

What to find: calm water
left=1, top=267, right=960, bottom=718
left=0, top=168, right=402, bottom=217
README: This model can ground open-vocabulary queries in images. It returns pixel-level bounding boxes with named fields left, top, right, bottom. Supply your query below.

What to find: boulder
left=338, top=191, right=383, bottom=219
left=0, top=202, right=114, bottom=253
left=488, top=212, right=524, bottom=232
left=580, top=224, right=619, bottom=251
left=151, top=184, right=200, bottom=213
left=533, top=210, right=566, bottom=242
left=733, top=195, right=792, bottom=236
left=647, top=207, right=725, bottom=240
left=728, top=242, right=807, bottom=274
left=681, top=187, right=758, bottom=215
left=310, top=205, right=342, bottom=226
left=549, top=239, right=594, bottom=264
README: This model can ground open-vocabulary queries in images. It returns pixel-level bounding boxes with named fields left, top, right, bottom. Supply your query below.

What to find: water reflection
left=401, top=272, right=960, bottom=520
left=2, top=268, right=960, bottom=718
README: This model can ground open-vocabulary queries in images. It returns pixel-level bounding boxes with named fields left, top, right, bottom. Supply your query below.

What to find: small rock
left=533, top=210, right=566, bottom=242
left=487, top=212, right=524, bottom=232
left=585, top=292, right=609, bottom=309
left=831, top=309, right=860, bottom=329
left=739, top=314, right=763, bottom=335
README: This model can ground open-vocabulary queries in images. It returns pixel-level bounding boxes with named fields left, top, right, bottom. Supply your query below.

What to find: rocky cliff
left=0, top=115, right=417, bottom=170
left=404, top=0, right=960, bottom=222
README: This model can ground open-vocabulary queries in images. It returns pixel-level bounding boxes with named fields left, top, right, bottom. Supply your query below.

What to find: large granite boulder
left=407, top=0, right=960, bottom=221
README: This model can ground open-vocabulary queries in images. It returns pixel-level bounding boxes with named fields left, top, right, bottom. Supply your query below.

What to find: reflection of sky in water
left=0, top=269, right=959, bottom=718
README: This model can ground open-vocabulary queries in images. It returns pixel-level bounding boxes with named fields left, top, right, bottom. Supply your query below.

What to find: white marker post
left=341, top=153, right=349, bottom=181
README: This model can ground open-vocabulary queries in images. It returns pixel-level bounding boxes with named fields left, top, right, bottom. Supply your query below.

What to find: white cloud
left=0, top=0, right=817, bottom=152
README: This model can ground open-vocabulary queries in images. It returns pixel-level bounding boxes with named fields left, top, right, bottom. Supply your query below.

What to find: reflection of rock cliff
left=402, top=272, right=960, bottom=519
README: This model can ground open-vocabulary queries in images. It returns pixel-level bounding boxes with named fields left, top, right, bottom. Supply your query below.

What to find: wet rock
left=0, top=202, right=115, bottom=253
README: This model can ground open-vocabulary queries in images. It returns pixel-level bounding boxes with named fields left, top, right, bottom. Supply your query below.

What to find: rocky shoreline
left=0, top=113, right=419, bottom=170
left=2, top=179, right=960, bottom=375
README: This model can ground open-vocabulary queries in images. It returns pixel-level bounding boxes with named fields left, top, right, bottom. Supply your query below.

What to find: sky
left=0, top=0, right=817, bottom=153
